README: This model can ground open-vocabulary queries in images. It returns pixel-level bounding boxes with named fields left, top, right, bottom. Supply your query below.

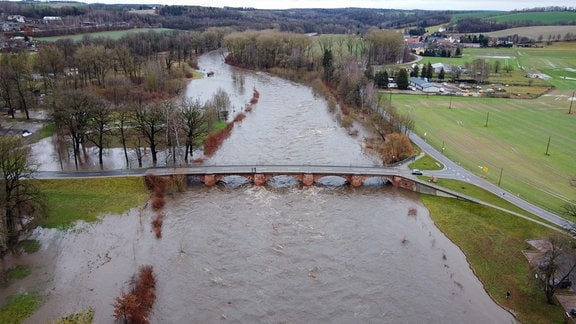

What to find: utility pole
left=545, top=136, right=551, bottom=156
left=498, top=168, right=503, bottom=186
left=569, top=89, right=575, bottom=114
left=449, top=93, right=453, bottom=109
left=484, top=111, right=489, bottom=127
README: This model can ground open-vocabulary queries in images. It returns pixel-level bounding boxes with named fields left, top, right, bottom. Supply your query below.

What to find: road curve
left=408, top=131, right=573, bottom=230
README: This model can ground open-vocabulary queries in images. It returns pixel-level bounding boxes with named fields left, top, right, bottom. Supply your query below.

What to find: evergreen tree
left=410, top=65, right=419, bottom=78
left=374, top=70, right=389, bottom=88
left=426, top=62, right=433, bottom=79
left=322, top=49, right=334, bottom=82
left=438, top=67, right=445, bottom=80
left=397, top=68, right=409, bottom=90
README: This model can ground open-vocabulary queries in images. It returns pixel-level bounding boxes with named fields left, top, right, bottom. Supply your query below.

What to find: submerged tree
left=0, top=135, right=45, bottom=252
left=134, top=102, right=166, bottom=166
left=52, top=89, right=101, bottom=169
left=180, top=98, right=208, bottom=163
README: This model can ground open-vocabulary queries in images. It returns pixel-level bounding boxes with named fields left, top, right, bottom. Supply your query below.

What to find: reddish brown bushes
left=114, top=265, right=157, bottom=324
left=151, top=213, right=164, bottom=239
left=202, top=87, right=259, bottom=157
left=203, top=122, right=234, bottom=157
left=151, top=196, right=165, bottom=210
left=144, top=174, right=165, bottom=191
left=250, top=88, right=260, bottom=104
left=144, top=174, right=167, bottom=238
left=234, top=113, right=246, bottom=122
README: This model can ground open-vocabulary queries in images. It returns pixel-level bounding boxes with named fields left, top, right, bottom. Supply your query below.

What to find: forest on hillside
left=0, top=2, right=573, bottom=36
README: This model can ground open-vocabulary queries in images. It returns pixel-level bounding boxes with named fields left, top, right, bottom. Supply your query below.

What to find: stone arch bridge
left=146, top=165, right=466, bottom=199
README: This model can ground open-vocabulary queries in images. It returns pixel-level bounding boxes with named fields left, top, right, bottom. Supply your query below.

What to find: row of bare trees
left=0, top=28, right=230, bottom=121
left=51, top=87, right=232, bottom=169
left=0, top=29, right=234, bottom=252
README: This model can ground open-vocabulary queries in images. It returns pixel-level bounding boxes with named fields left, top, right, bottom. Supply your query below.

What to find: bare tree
left=52, top=89, right=100, bottom=169
left=180, top=98, right=208, bottom=163
left=0, top=135, right=45, bottom=252
left=0, top=57, right=17, bottom=119
left=86, top=99, right=112, bottom=168
left=537, top=234, right=576, bottom=304
left=133, top=102, right=166, bottom=166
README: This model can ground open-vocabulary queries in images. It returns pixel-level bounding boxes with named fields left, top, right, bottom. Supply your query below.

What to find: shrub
left=113, top=266, right=156, bottom=324
left=151, top=196, right=165, bottom=210
left=151, top=213, right=164, bottom=239
left=204, top=123, right=234, bottom=156
left=56, top=308, right=94, bottom=324
left=234, top=113, right=246, bottom=122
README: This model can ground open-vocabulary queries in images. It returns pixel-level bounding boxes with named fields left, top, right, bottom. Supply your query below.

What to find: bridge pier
left=302, top=173, right=314, bottom=186
left=254, top=173, right=267, bottom=186
left=204, top=174, right=216, bottom=186
left=350, top=175, right=364, bottom=187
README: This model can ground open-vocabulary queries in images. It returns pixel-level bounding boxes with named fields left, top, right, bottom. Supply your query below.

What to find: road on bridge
left=33, top=136, right=572, bottom=230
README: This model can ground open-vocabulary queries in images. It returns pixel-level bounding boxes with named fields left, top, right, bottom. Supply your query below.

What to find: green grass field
left=393, top=90, right=576, bottom=215
left=392, top=44, right=576, bottom=216
left=451, top=11, right=576, bottom=25
left=484, top=25, right=576, bottom=41
left=488, top=11, right=576, bottom=25
left=36, top=28, right=173, bottom=42
left=37, top=177, right=149, bottom=228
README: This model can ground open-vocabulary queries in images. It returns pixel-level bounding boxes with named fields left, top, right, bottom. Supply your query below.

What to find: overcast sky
left=93, top=0, right=571, bottom=11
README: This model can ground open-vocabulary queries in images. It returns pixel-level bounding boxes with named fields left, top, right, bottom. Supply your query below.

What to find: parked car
left=411, top=169, right=423, bottom=175
left=554, top=277, right=572, bottom=289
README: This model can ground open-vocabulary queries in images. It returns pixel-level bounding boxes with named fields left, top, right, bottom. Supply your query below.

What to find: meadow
left=36, top=28, right=173, bottom=42
left=484, top=25, right=576, bottom=41
left=392, top=46, right=576, bottom=215
left=451, top=11, right=576, bottom=25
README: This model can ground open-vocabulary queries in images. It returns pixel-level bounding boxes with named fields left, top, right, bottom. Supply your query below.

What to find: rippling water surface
left=7, top=51, right=515, bottom=323
left=23, top=187, right=513, bottom=323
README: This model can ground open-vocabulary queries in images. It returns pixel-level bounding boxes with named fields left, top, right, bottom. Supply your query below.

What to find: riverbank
left=423, top=194, right=564, bottom=322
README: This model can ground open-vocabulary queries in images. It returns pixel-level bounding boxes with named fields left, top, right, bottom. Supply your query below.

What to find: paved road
left=409, top=131, right=573, bottom=230
left=33, top=136, right=572, bottom=231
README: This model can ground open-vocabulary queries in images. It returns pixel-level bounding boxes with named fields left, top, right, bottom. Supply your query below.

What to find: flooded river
left=4, top=51, right=515, bottom=323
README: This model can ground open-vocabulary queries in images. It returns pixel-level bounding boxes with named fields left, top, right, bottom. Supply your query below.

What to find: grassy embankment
left=0, top=177, right=149, bottom=321
left=422, top=193, right=564, bottom=323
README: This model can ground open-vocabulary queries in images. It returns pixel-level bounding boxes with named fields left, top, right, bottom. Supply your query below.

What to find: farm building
left=431, top=63, right=451, bottom=74
left=409, top=77, right=442, bottom=93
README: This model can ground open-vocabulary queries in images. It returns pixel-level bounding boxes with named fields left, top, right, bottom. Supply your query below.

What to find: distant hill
left=483, top=25, right=576, bottom=41
left=451, top=9, right=576, bottom=33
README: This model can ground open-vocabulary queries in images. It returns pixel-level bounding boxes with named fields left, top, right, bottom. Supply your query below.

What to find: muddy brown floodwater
left=19, top=186, right=514, bottom=323
left=3, top=50, right=515, bottom=323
